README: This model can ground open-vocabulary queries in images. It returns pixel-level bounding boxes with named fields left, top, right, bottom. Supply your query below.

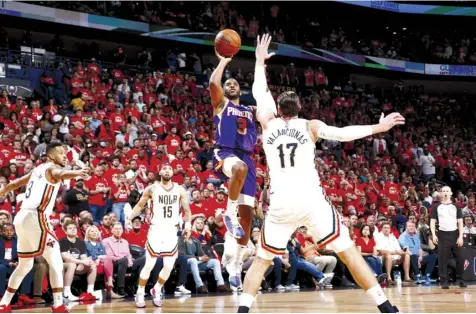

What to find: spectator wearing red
left=210, top=188, right=227, bottom=215
left=186, top=161, right=203, bottom=187
left=190, top=190, right=212, bottom=220
left=171, top=150, right=190, bottom=185
left=85, top=166, right=110, bottom=224
left=165, top=125, right=182, bottom=155
left=151, top=111, right=167, bottom=140
left=355, top=224, right=385, bottom=280
left=99, top=214, right=113, bottom=240
left=123, top=217, right=148, bottom=248
left=191, top=217, right=212, bottom=245
left=182, top=132, right=199, bottom=152
left=104, top=156, right=124, bottom=187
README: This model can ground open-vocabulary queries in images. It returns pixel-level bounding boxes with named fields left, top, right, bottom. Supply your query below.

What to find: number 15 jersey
left=263, top=118, right=321, bottom=196
left=150, top=182, right=181, bottom=230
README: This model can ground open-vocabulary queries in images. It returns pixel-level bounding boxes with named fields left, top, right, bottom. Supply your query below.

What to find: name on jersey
left=227, top=107, right=252, bottom=120
left=157, top=195, right=178, bottom=205
left=267, top=128, right=308, bottom=145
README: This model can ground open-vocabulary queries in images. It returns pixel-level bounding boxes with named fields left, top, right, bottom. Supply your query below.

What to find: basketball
left=215, top=29, right=241, bottom=57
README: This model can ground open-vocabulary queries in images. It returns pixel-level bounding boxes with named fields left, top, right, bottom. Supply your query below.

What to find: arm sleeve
left=252, top=64, right=277, bottom=116
left=430, top=205, right=438, bottom=220
left=317, top=123, right=373, bottom=142
left=456, top=204, right=463, bottom=219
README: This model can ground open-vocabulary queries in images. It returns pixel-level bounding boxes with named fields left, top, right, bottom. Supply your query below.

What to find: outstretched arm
left=309, top=113, right=405, bottom=143
left=49, top=167, right=90, bottom=181
left=210, top=50, right=232, bottom=111
left=0, top=172, right=31, bottom=197
left=252, top=34, right=276, bottom=129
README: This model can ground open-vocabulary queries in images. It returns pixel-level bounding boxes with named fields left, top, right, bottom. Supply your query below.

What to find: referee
left=430, top=186, right=466, bottom=289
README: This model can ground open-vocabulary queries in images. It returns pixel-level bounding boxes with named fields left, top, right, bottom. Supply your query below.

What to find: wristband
left=184, top=222, right=192, bottom=230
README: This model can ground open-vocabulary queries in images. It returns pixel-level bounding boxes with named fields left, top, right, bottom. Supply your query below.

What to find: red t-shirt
left=99, top=226, right=112, bottom=240
left=111, top=185, right=129, bottom=203
left=190, top=202, right=213, bottom=218
left=355, top=237, right=376, bottom=254
left=165, top=135, right=182, bottom=155
left=124, top=228, right=148, bottom=248
left=85, top=175, right=109, bottom=206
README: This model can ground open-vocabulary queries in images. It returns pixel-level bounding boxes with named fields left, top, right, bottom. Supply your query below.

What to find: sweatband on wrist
left=184, top=222, right=191, bottom=230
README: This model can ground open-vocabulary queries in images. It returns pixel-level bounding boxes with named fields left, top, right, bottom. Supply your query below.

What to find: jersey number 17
left=277, top=143, right=297, bottom=168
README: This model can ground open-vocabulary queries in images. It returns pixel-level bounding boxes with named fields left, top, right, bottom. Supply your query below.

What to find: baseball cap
left=217, top=188, right=227, bottom=195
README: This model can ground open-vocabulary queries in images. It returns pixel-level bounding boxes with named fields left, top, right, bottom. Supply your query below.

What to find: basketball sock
left=0, top=291, right=14, bottom=306
left=238, top=293, right=255, bottom=313
left=137, top=286, right=145, bottom=294
left=63, top=286, right=71, bottom=297
left=153, top=283, right=163, bottom=295
left=87, top=285, right=94, bottom=294
left=225, top=198, right=239, bottom=216
left=52, top=292, right=63, bottom=308
left=366, top=284, right=388, bottom=306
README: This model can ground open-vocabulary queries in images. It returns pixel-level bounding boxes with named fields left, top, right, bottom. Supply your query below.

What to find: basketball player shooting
left=210, top=47, right=271, bottom=288
left=126, top=163, right=191, bottom=308
left=237, top=34, right=403, bottom=314
left=0, top=142, right=90, bottom=313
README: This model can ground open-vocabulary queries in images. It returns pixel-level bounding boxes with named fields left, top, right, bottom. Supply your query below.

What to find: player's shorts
left=257, top=187, right=353, bottom=260
left=213, top=147, right=256, bottom=207
left=14, top=209, right=58, bottom=258
left=145, top=226, right=178, bottom=258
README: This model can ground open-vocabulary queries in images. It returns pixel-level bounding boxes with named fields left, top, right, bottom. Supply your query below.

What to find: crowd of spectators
left=1, top=4, right=476, bottom=306
left=27, top=1, right=476, bottom=65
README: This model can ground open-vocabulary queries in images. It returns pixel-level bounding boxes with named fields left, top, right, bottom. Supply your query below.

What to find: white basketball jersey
left=263, top=118, right=321, bottom=193
left=21, top=162, right=61, bottom=215
left=150, top=182, right=181, bottom=229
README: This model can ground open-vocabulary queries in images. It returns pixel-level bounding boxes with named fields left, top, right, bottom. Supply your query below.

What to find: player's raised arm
left=253, top=34, right=277, bottom=129
left=210, top=50, right=232, bottom=110
left=308, top=112, right=405, bottom=143
left=48, top=167, right=90, bottom=181
left=179, top=186, right=192, bottom=235
left=127, top=185, right=153, bottom=222
left=0, top=172, right=31, bottom=197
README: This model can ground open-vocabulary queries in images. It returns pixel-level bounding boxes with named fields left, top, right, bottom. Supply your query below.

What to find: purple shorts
left=213, top=148, right=256, bottom=206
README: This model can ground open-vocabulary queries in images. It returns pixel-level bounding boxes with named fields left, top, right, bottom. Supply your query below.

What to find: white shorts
left=145, top=226, right=178, bottom=258
left=14, top=209, right=58, bottom=258
left=257, top=188, right=353, bottom=260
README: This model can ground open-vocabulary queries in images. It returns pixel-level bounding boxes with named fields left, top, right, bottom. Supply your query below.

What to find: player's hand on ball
left=255, top=33, right=275, bottom=62
left=379, top=112, right=405, bottom=131
left=215, top=48, right=232, bottom=64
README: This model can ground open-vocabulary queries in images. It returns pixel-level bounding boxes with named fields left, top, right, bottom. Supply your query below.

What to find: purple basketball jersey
left=213, top=101, right=257, bottom=153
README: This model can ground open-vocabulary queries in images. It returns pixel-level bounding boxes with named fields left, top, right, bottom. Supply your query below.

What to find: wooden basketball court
left=15, top=285, right=476, bottom=313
